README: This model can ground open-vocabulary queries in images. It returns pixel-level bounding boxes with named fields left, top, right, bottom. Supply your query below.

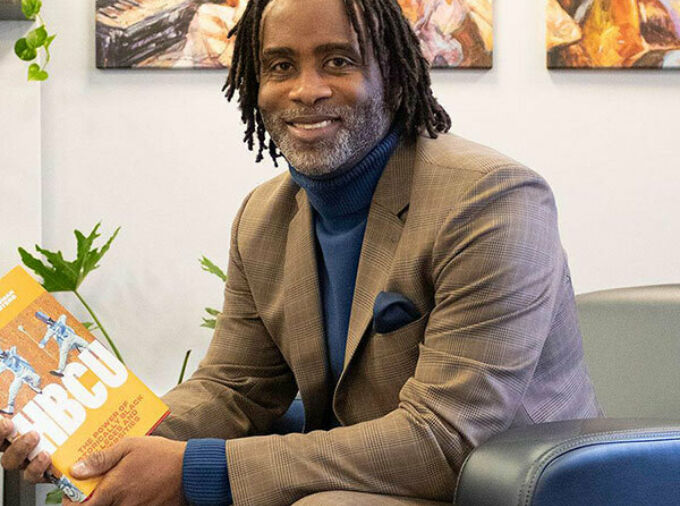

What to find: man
left=35, top=312, right=91, bottom=377
left=0, top=345, right=42, bottom=415
left=0, top=0, right=600, bottom=504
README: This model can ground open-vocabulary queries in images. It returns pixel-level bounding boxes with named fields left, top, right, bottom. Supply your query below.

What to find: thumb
left=70, top=443, right=127, bottom=479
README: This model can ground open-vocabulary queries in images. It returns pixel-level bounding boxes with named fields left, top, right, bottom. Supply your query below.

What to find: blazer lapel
left=284, top=188, right=330, bottom=430
left=337, top=141, right=417, bottom=390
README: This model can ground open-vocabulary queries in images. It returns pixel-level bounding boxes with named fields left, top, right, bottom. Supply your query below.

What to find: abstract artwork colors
left=547, top=0, right=680, bottom=69
left=398, top=0, right=493, bottom=68
left=95, top=0, right=493, bottom=69
left=0, top=0, right=24, bottom=20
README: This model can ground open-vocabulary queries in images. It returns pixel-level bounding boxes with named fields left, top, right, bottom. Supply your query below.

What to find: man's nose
left=288, top=68, right=332, bottom=106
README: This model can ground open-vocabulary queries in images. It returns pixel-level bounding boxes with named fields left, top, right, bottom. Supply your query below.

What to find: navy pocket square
left=373, top=291, right=421, bottom=333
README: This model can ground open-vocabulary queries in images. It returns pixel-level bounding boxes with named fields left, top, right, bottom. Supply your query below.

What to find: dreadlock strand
left=224, top=22, right=244, bottom=99
left=355, top=1, right=387, bottom=79
left=344, top=0, right=367, bottom=63
left=255, top=118, right=266, bottom=163
left=268, top=139, right=278, bottom=165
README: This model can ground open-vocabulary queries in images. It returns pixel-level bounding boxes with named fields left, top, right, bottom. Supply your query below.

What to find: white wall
left=0, top=17, right=42, bottom=503
left=2, top=0, right=679, bottom=396
left=0, top=20, right=42, bottom=274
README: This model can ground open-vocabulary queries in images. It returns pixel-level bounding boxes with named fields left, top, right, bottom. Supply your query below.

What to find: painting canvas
left=0, top=0, right=25, bottom=20
left=547, top=0, right=680, bottom=69
left=398, top=0, right=493, bottom=68
left=95, top=0, right=493, bottom=69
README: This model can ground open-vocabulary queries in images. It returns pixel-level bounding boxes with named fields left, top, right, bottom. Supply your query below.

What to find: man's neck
left=288, top=126, right=401, bottom=219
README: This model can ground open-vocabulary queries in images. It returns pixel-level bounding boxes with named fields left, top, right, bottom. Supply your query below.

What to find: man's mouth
left=290, top=119, right=334, bottom=130
left=284, top=116, right=341, bottom=142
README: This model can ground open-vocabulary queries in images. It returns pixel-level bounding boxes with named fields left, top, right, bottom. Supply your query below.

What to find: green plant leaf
left=27, top=63, right=48, bottom=81
left=21, top=0, right=42, bottom=20
left=18, top=223, right=120, bottom=292
left=199, top=256, right=227, bottom=282
left=178, top=349, right=191, bottom=384
left=76, top=225, right=121, bottom=287
left=26, top=25, right=47, bottom=49
left=201, top=318, right=217, bottom=329
left=202, top=308, right=220, bottom=328
left=45, top=487, right=62, bottom=504
left=82, top=322, right=99, bottom=331
left=33, top=244, right=78, bottom=288
left=18, top=246, right=76, bottom=292
left=14, top=38, right=37, bottom=61
left=44, top=33, right=56, bottom=49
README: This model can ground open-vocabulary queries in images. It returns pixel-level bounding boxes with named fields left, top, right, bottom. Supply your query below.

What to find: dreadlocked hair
left=222, top=0, right=451, bottom=164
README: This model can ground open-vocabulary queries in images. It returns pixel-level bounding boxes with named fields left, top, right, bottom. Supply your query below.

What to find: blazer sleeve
left=224, top=166, right=566, bottom=505
left=154, top=190, right=298, bottom=441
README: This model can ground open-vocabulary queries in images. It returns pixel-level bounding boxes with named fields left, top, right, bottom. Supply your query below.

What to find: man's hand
left=63, top=436, right=187, bottom=506
left=0, top=417, right=52, bottom=484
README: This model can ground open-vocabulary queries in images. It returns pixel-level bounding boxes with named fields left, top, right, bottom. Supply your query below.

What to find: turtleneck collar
left=288, top=127, right=400, bottom=220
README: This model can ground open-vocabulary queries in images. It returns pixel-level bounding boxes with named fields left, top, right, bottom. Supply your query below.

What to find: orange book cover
left=0, top=266, right=169, bottom=501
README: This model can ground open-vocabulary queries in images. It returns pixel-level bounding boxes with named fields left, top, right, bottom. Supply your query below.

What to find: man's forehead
left=259, top=0, right=364, bottom=51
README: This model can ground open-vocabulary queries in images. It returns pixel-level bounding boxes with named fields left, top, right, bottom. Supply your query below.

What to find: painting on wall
left=397, top=0, right=493, bottom=68
left=0, top=0, right=24, bottom=20
left=547, top=0, right=680, bottom=69
left=95, top=0, right=493, bottom=69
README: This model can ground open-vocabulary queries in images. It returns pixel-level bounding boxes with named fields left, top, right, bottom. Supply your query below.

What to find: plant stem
left=73, top=289, right=125, bottom=364
left=178, top=350, right=191, bottom=385
left=43, top=44, right=50, bottom=67
left=35, top=13, right=50, bottom=68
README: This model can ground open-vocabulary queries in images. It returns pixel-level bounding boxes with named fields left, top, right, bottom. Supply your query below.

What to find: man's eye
left=327, top=57, right=352, bottom=69
left=270, top=61, right=293, bottom=73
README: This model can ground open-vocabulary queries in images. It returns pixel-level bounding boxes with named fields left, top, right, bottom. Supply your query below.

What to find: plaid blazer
left=156, top=134, right=601, bottom=505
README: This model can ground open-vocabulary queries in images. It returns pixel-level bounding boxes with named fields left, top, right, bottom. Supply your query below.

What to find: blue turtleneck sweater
left=289, top=128, right=400, bottom=426
left=182, top=129, right=400, bottom=505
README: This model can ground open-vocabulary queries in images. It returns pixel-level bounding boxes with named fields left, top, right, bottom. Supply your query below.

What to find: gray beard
left=261, top=96, right=392, bottom=177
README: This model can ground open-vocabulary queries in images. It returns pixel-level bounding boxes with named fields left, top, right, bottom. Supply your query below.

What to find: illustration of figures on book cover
left=95, top=0, right=493, bottom=69
left=0, top=292, right=97, bottom=501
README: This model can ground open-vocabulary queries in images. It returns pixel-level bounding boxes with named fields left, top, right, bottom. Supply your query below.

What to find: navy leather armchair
left=454, top=285, right=680, bottom=505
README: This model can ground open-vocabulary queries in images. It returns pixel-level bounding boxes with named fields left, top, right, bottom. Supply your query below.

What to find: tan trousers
left=292, top=491, right=450, bottom=505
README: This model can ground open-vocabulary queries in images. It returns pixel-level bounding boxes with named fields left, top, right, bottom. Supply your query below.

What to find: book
left=0, top=266, right=169, bottom=501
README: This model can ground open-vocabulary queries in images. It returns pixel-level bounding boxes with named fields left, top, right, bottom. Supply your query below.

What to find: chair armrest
left=454, top=418, right=680, bottom=506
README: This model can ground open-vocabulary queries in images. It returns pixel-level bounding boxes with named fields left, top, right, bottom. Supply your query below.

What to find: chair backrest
left=576, top=285, right=680, bottom=419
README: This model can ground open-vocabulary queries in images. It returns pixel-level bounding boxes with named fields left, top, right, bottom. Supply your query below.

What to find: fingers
left=72, top=482, right=114, bottom=506
left=1, top=431, right=40, bottom=470
left=71, top=441, right=128, bottom=479
left=23, top=451, right=51, bottom=483
left=0, top=417, right=14, bottom=450
left=1, top=419, right=47, bottom=481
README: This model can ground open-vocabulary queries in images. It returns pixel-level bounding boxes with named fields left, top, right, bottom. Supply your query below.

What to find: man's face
left=257, top=0, right=393, bottom=176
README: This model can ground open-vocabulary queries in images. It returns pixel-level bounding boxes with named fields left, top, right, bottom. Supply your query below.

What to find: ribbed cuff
left=182, top=438, right=232, bottom=505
